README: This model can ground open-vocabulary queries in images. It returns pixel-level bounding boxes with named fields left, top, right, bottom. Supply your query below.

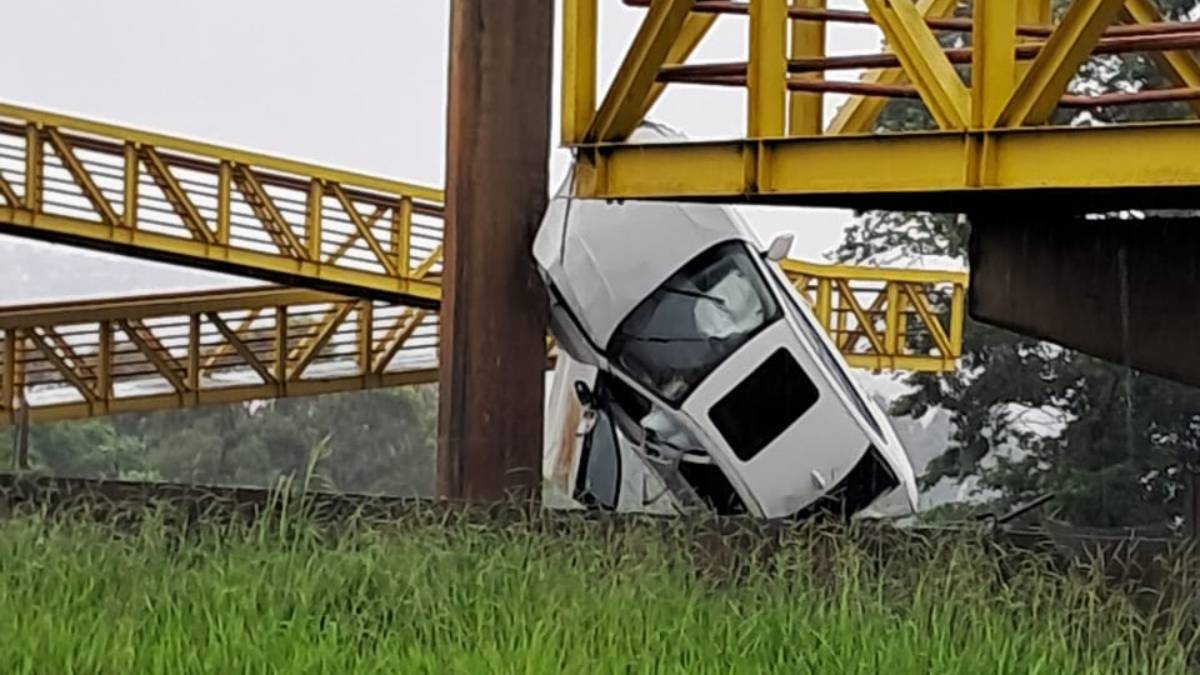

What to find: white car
left=535, top=125, right=918, bottom=521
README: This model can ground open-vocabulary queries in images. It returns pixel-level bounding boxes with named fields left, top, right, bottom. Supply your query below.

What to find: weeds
left=0, top=503, right=1194, bottom=674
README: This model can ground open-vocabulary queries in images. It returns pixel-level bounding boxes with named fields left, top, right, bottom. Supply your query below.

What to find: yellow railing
left=0, top=102, right=443, bottom=302
left=0, top=256, right=967, bottom=425
left=562, top=0, right=1200, bottom=207
left=783, top=260, right=968, bottom=373
left=0, top=287, right=439, bottom=425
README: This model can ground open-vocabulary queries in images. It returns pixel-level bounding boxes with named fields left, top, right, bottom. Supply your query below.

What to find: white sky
left=1, top=0, right=887, bottom=300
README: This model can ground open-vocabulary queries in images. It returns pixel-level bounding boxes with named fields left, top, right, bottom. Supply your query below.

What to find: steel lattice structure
left=562, top=0, right=1200, bottom=210
left=0, top=258, right=965, bottom=426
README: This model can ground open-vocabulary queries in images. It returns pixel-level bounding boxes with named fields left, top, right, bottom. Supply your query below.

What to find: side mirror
left=764, top=233, right=794, bottom=262
left=573, top=380, right=596, bottom=408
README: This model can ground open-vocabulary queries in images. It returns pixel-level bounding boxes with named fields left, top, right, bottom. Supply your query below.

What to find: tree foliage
left=3, top=386, right=438, bottom=497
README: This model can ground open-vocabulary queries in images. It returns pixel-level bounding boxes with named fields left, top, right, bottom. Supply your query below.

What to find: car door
left=678, top=318, right=877, bottom=518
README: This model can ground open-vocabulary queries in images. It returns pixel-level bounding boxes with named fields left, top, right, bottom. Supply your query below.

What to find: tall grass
left=0, top=506, right=1193, bottom=674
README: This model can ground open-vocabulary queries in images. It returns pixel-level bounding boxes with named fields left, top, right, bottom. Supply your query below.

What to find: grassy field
left=0, top=507, right=1194, bottom=674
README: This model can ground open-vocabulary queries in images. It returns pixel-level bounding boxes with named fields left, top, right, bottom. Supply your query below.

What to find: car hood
left=533, top=124, right=763, bottom=350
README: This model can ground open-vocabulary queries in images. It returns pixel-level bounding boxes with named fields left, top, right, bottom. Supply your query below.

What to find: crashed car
left=534, top=125, right=918, bottom=521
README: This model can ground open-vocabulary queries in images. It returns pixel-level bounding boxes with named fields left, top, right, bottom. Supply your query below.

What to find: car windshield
left=607, top=242, right=781, bottom=405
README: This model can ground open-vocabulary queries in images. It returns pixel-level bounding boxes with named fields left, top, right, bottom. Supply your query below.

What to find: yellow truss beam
left=571, top=121, right=1200, bottom=208
left=826, top=0, right=959, bottom=135
left=0, top=101, right=443, bottom=304
left=570, top=0, right=1199, bottom=210
left=0, top=286, right=440, bottom=426
left=863, top=0, right=969, bottom=129
left=1122, top=0, right=1200, bottom=117
left=0, top=256, right=967, bottom=425
left=997, top=0, right=1127, bottom=127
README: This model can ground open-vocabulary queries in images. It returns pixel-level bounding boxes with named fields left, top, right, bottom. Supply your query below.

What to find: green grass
left=0, top=507, right=1194, bottom=674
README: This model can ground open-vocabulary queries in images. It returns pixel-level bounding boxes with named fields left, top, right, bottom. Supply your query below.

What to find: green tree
left=6, top=385, right=438, bottom=497
left=838, top=0, right=1200, bottom=527
left=2, top=418, right=151, bottom=479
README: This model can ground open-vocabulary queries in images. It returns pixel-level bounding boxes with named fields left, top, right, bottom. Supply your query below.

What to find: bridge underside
left=970, top=214, right=1200, bottom=387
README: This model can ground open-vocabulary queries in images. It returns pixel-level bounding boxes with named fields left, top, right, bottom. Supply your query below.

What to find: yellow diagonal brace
left=119, top=319, right=188, bottom=394
left=46, top=328, right=96, bottom=382
left=141, top=147, right=215, bottom=243
left=25, top=329, right=96, bottom=405
left=826, top=0, right=957, bottom=135
left=585, top=0, right=693, bottom=142
left=900, top=284, right=954, bottom=358
left=972, top=0, right=1017, bottom=128
left=644, top=13, right=718, bottom=118
left=412, top=245, right=443, bottom=280
left=325, top=204, right=387, bottom=266
left=835, top=279, right=888, bottom=356
left=997, top=0, right=1126, bottom=127
left=838, top=290, right=889, bottom=354
left=864, top=0, right=969, bottom=129
left=327, top=183, right=399, bottom=277
left=289, top=302, right=354, bottom=379
left=1122, top=0, right=1200, bottom=116
left=44, top=128, right=122, bottom=225
left=0, top=172, right=18, bottom=207
left=206, top=312, right=276, bottom=385
left=232, top=165, right=311, bottom=261
left=202, top=309, right=262, bottom=372
left=372, top=309, right=427, bottom=374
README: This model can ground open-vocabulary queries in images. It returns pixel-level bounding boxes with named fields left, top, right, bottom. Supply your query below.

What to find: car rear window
left=708, top=348, right=819, bottom=461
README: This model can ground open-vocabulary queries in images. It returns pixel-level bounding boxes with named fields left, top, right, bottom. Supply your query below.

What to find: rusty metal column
left=438, top=1, right=553, bottom=503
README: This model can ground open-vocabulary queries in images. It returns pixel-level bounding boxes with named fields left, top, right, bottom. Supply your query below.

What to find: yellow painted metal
left=584, top=0, right=694, bottom=143
left=572, top=121, right=1200, bottom=206
left=122, top=142, right=138, bottom=229
left=997, top=0, right=1127, bottom=127
left=0, top=101, right=443, bottom=303
left=0, top=286, right=440, bottom=426
left=0, top=256, right=966, bottom=425
left=789, top=0, right=826, bottom=136
left=644, top=13, right=719, bottom=116
left=561, top=0, right=598, bottom=145
left=785, top=260, right=967, bottom=373
left=864, top=0, right=969, bottom=130
left=826, top=0, right=959, bottom=135
left=972, top=0, right=1017, bottom=128
left=1122, top=0, right=1200, bottom=117
left=570, top=0, right=1198, bottom=208
left=1019, top=0, right=1053, bottom=26
left=0, top=102, right=441, bottom=202
left=748, top=0, right=788, bottom=138
left=392, top=197, right=413, bottom=278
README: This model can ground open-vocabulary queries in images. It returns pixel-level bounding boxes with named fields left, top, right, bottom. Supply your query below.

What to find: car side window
left=573, top=407, right=622, bottom=511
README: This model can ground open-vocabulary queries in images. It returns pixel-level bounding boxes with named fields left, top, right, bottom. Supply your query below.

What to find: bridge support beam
left=438, top=1, right=553, bottom=503
left=969, top=214, right=1200, bottom=388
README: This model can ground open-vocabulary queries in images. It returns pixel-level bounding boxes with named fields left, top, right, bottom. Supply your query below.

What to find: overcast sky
left=1, top=0, right=888, bottom=302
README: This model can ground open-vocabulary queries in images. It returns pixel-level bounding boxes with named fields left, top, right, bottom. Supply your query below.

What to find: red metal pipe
left=622, top=0, right=1200, bottom=39
left=657, top=31, right=1200, bottom=78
